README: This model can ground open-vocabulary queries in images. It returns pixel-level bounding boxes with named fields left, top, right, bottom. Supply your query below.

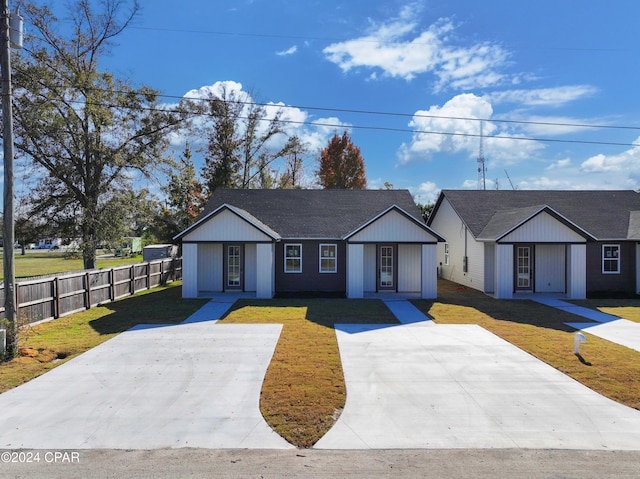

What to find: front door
left=225, top=244, right=243, bottom=291
left=515, top=245, right=533, bottom=292
left=378, top=245, right=396, bottom=291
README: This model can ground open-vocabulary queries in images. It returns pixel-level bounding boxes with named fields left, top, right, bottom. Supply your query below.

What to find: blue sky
left=55, top=1, right=640, bottom=202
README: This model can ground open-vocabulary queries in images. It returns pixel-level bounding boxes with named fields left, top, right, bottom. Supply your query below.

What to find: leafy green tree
left=157, top=143, right=205, bottom=241
left=416, top=202, right=434, bottom=222
left=197, top=84, right=286, bottom=195
left=316, top=131, right=367, bottom=189
left=13, top=0, right=182, bottom=269
left=278, top=135, right=308, bottom=188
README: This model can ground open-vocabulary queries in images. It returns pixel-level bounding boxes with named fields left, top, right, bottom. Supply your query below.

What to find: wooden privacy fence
left=0, top=257, right=182, bottom=325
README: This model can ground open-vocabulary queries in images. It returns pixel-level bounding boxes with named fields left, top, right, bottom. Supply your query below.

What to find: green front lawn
left=2, top=280, right=638, bottom=449
left=0, top=251, right=144, bottom=280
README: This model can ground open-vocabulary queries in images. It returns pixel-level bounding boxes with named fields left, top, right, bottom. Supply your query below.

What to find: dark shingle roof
left=430, top=190, right=640, bottom=240
left=199, top=188, right=425, bottom=239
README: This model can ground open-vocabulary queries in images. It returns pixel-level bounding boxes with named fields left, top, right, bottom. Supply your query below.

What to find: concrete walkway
left=0, top=320, right=293, bottom=450
left=315, top=300, right=640, bottom=450
left=531, top=296, right=640, bottom=353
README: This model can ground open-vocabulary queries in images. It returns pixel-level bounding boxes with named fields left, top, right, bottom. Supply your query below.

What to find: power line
left=76, top=98, right=640, bottom=148
left=12, top=73, right=640, bottom=149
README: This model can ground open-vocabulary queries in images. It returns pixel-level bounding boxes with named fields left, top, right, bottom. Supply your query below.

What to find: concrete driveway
left=0, top=320, right=293, bottom=450
left=315, top=321, right=640, bottom=450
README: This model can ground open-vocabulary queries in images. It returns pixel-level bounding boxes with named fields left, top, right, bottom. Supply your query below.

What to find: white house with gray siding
left=175, top=189, right=444, bottom=299
left=428, top=190, right=640, bottom=299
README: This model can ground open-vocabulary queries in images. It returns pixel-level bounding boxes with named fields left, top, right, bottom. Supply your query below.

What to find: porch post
left=637, top=243, right=640, bottom=295
left=567, top=244, right=586, bottom=299
left=182, top=243, right=198, bottom=298
left=421, top=244, right=437, bottom=299
left=494, top=244, right=513, bottom=299
left=256, top=243, right=274, bottom=299
left=347, top=243, right=364, bottom=298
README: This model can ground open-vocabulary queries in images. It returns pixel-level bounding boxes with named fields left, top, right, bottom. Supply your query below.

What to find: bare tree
left=13, top=0, right=183, bottom=269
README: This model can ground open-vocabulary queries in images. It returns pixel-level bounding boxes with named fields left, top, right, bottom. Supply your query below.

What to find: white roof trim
left=173, top=203, right=281, bottom=241
left=342, top=204, right=446, bottom=242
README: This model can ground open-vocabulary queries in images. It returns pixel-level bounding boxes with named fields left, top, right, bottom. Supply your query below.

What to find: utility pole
left=1, top=0, right=22, bottom=358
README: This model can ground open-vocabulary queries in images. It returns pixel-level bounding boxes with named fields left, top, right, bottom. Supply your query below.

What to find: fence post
left=109, top=268, right=115, bottom=302
left=53, top=276, right=59, bottom=319
left=85, top=271, right=91, bottom=310
left=130, top=265, right=134, bottom=297
left=146, top=261, right=151, bottom=290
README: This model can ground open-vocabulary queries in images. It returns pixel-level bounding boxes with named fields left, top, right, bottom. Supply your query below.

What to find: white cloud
left=546, top=158, right=572, bottom=170
left=580, top=139, right=640, bottom=174
left=484, top=85, right=597, bottom=107
left=276, top=45, right=297, bottom=56
left=323, top=7, right=513, bottom=91
left=398, top=93, right=545, bottom=166
left=397, top=93, right=494, bottom=164
left=411, top=181, right=439, bottom=203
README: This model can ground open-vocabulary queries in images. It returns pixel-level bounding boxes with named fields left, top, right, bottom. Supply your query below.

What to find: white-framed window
left=602, top=244, right=620, bottom=274
left=444, top=243, right=450, bottom=266
left=319, top=244, right=337, bottom=273
left=284, top=243, right=302, bottom=273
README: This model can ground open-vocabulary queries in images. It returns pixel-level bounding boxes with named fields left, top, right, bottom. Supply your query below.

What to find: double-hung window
left=444, top=243, right=450, bottom=266
left=602, top=244, right=620, bottom=274
left=319, top=244, right=337, bottom=273
left=284, top=244, right=302, bottom=273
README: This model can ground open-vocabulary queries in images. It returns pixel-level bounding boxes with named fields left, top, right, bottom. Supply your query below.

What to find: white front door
left=226, top=244, right=243, bottom=290
left=515, top=245, right=533, bottom=291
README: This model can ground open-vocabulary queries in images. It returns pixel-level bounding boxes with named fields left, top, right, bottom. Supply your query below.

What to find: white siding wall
left=535, top=244, right=565, bottom=293
left=495, top=244, right=514, bottom=299
left=398, top=244, right=421, bottom=292
left=429, top=198, right=485, bottom=292
left=198, top=243, right=223, bottom=293
left=183, top=209, right=272, bottom=242
left=244, top=244, right=257, bottom=292
left=349, top=210, right=438, bottom=243
left=567, top=244, right=586, bottom=299
left=421, top=244, right=437, bottom=299
left=501, top=212, right=586, bottom=243
left=182, top=243, right=198, bottom=298
left=256, top=243, right=274, bottom=299
left=347, top=244, right=364, bottom=298
left=363, top=244, right=376, bottom=292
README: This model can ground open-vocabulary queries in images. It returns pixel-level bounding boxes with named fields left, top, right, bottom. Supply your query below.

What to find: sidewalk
left=531, top=296, right=640, bottom=353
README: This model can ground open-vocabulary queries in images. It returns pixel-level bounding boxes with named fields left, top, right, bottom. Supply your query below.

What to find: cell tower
left=477, top=121, right=487, bottom=190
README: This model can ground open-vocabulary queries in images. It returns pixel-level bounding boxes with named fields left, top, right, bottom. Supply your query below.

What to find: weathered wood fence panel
left=0, top=258, right=182, bottom=325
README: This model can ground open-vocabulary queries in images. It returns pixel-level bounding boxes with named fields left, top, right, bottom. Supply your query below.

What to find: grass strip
left=219, top=298, right=398, bottom=448
left=0, top=282, right=207, bottom=393
left=412, top=280, right=640, bottom=411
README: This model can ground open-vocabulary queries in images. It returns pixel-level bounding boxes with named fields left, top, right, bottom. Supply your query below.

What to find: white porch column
left=494, top=244, right=513, bottom=299
left=421, top=244, right=437, bottom=299
left=347, top=244, right=364, bottom=298
left=637, top=243, right=640, bottom=295
left=256, top=243, right=274, bottom=299
left=567, top=244, right=586, bottom=299
left=182, top=243, right=198, bottom=298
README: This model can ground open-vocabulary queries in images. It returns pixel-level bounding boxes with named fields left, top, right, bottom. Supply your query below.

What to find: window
left=284, top=244, right=302, bottom=273
left=319, top=244, right=337, bottom=273
left=602, top=244, right=620, bottom=274
left=444, top=243, right=450, bottom=266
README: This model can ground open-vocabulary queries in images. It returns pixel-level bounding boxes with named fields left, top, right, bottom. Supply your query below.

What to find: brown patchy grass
left=218, top=298, right=398, bottom=448
left=0, top=282, right=207, bottom=393
left=412, top=280, right=640, bottom=411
